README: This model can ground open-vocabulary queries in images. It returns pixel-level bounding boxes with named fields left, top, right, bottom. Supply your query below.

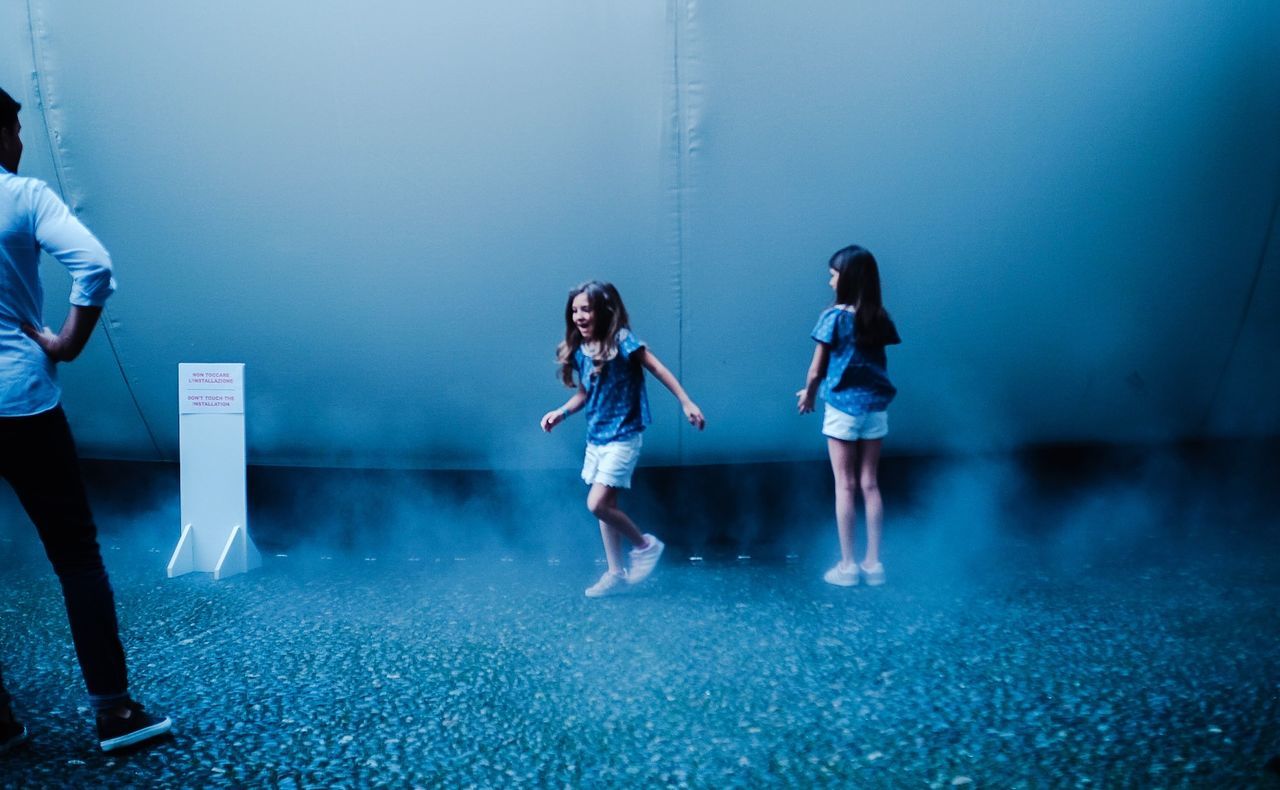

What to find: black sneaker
left=96, top=701, right=172, bottom=752
left=0, top=719, right=29, bottom=755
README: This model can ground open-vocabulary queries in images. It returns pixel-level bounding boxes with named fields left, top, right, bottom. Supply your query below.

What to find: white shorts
left=822, top=404, right=888, bottom=442
left=581, top=434, right=643, bottom=489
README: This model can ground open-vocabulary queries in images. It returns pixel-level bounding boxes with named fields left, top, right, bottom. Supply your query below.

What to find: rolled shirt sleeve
left=30, top=182, right=116, bottom=306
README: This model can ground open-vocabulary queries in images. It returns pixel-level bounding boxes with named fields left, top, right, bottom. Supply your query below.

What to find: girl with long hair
left=797, top=246, right=901, bottom=587
left=541, top=281, right=706, bottom=597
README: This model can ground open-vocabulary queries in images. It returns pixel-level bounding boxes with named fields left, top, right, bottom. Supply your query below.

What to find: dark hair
left=556, top=281, right=632, bottom=387
left=829, top=245, right=901, bottom=346
left=0, top=88, right=19, bottom=131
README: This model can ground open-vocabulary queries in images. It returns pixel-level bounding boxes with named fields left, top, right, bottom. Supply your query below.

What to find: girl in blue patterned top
left=797, top=246, right=901, bottom=588
left=541, top=281, right=706, bottom=598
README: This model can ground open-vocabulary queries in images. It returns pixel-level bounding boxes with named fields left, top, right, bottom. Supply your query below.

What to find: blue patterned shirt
left=812, top=306, right=897, bottom=416
left=575, top=329, right=650, bottom=444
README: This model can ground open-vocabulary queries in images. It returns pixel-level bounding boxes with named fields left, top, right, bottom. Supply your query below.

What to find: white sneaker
left=585, top=570, right=628, bottom=598
left=627, top=534, right=665, bottom=584
left=823, top=562, right=859, bottom=587
left=860, top=561, right=885, bottom=586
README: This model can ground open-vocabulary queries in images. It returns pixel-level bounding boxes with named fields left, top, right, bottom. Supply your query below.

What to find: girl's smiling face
left=828, top=268, right=839, bottom=292
left=571, top=292, right=594, bottom=338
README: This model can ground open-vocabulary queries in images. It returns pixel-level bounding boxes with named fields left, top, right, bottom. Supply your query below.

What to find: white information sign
left=168, top=363, right=261, bottom=580
left=179, top=366, right=244, bottom=414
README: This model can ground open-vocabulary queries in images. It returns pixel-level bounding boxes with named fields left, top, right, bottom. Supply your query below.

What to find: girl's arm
left=541, top=386, right=588, bottom=432
left=796, top=342, right=830, bottom=414
left=640, top=349, right=706, bottom=430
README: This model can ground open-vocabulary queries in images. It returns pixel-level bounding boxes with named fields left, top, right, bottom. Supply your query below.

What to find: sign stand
left=168, top=363, right=261, bottom=580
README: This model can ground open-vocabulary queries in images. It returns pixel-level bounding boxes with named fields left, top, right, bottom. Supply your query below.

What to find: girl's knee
left=834, top=477, right=859, bottom=498
left=586, top=491, right=608, bottom=518
left=859, top=476, right=879, bottom=497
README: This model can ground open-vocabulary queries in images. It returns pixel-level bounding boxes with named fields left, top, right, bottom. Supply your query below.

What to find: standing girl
left=541, top=281, right=706, bottom=598
left=797, top=246, right=901, bottom=587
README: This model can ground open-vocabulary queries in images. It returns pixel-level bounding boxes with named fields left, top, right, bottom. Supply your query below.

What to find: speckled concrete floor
left=1, top=518, right=1277, bottom=788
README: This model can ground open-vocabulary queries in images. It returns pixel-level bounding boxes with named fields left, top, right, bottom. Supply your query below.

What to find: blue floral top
left=575, top=329, right=651, bottom=444
left=811, top=306, right=898, bottom=416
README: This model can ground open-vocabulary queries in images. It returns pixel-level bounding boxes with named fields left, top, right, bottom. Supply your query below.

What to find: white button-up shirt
left=0, top=165, right=115, bottom=416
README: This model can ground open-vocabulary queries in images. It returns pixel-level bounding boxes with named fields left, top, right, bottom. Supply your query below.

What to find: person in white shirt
left=0, top=86, right=171, bottom=754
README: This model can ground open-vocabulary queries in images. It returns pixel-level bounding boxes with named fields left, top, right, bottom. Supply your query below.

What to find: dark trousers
left=0, top=405, right=129, bottom=710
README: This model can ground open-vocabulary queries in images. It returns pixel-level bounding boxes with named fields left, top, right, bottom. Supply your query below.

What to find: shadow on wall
left=0, top=438, right=1276, bottom=570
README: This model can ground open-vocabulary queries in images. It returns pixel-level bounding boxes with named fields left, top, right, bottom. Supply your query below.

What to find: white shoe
left=823, top=562, right=859, bottom=587
left=860, top=561, right=885, bottom=586
left=585, top=570, right=628, bottom=598
left=627, top=534, right=665, bottom=584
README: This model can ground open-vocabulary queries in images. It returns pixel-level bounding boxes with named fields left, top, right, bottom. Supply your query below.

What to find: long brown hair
left=556, top=281, right=632, bottom=387
left=829, top=245, right=900, bottom=347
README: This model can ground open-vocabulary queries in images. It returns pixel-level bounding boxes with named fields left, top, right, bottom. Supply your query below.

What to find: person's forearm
left=53, top=305, right=103, bottom=361
left=804, top=364, right=824, bottom=400
left=642, top=349, right=705, bottom=429
left=655, top=367, right=694, bottom=406
left=645, top=356, right=694, bottom=406
left=801, top=345, right=829, bottom=404
left=561, top=390, right=588, bottom=414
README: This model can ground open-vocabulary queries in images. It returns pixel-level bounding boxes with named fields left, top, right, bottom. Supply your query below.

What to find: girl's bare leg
left=827, top=437, right=859, bottom=568
left=587, top=484, right=646, bottom=575
left=858, top=439, right=884, bottom=567
left=598, top=519, right=625, bottom=575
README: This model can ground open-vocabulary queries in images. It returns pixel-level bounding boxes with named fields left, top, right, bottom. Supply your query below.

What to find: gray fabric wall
left=3, top=1, right=1277, bottom=469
